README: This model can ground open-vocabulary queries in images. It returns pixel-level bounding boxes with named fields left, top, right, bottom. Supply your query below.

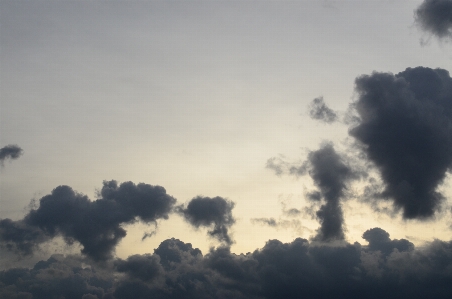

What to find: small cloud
left=176, top=196, right=235, bottom=246
left=0, top=144, right=23, bottom=166
left=309, top=97, right=338, bottom=124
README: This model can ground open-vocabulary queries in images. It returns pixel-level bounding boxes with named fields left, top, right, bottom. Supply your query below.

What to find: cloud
left=307, top=144, right=356, bottom=242
left=251, top=217, right=278, bottom=227
left=115, top=254, right=163, bottom=282
left=153, top=238, right=202, bottom=271
left=3, top=229, right=452, bottom=299
left=309, top=96, right=338, bottom=123
left=266, top=143, right=356, bottom=242
left=362, top=227, right=414, bottom=256
left=415, top=0, right=452, bottom=40
left=265, top=155, right=307, bottom=177
left=112, top=233, right=452, bottom=299
left=0, top=254, right=112, bottom=299
left=0, top=219, right=48, bottom=256
left=0, top=145, right=23, bottom=165
left=251, top=218, right=306, bottom=235
left=0, top=180, right=176, bottom=260
left=177, top=196, right=235, bottom=245
left=350, top=67, right=452, bottom=219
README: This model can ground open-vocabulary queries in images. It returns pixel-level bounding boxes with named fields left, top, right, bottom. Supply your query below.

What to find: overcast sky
left=1, top=0, right=452, bottom=298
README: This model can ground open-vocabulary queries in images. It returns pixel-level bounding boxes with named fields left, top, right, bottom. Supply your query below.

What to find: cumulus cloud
left=309, top=96, right=338, bottom=123
left=266, top=143, right=356, bottom=242
left=362, top=227, right=414, bottom=256
left=0, top=254, right=112, bottom=299
left=2, top=229, right=452, bottom=299
left=350, top=67, right=452, bottom=219
left=0, top=180, right=176, bottom=261
left=307, top=144, right=356, bottom=241
left=0, top=145, right=23, bottom=165
left=415, top=0, right=452, bottom=40
left=177, top=196, right=235, bottom=245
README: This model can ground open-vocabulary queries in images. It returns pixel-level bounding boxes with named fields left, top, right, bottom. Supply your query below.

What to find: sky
left=1, top=0, right=452, bottom=298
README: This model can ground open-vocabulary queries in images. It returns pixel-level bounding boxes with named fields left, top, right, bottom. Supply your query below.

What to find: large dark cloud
left=0, top=145, right=23, bottom=165
left=0, top=180, right=176, bottom=261
left=308, top=97, right=338, bottom=124
left=350, top=67, right=452, bottom=219
left=177, top=196, right=235, bottom=245
left=3, top=229, right=452, bottom=299
left=415, top=0, right=452, bottom=40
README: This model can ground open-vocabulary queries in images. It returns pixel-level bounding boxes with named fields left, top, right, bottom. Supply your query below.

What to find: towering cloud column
left=350, top=67, right=452, bottom=219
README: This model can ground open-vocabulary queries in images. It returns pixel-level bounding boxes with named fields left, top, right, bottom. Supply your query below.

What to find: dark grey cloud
left=115, top=254, right=163, bottom=282
left=283, top=207, right=302, bottom=217
left=153, top=238, right=202, bottom=271
left=0, top=144, right=23, bottom=165
left=0, top=219, right=48, bottom=256
left=0, top=255, right=112, bottom=299
left=177, top=196, right=235, bottom=246
left=415, top=0, right=452, bottom=40
left=2, top=229, right=452, bottom=299
left=0, top=180, right=176, bottom=261
left=266, top=143, right=355, bottom=242
left=309, top=96, right=338, bottom=123
left=350, top=67, right=452, bottom=219
left=308, top=144, right=355, bottom=242
left=362, top=227, right=414, bottom=256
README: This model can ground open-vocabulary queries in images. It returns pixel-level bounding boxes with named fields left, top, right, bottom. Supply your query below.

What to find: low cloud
left=0, top=180, right=176, bottom=261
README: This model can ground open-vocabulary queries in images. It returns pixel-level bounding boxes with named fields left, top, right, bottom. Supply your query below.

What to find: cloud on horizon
left=2, top=228, right=452, bottom=299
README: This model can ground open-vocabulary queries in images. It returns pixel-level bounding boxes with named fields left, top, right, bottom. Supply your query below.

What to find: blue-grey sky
left=1, top=1, right=452, bottom=298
